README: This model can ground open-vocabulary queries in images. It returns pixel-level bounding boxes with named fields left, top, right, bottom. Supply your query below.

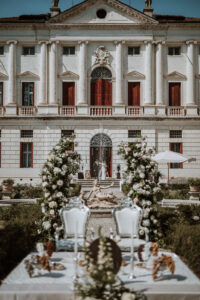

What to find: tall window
left=128, top=82, right=140, bottom=106
left=20, top=142, right=33, bottom=168
left=23, top=47, right=35, bottom=55
left=0, top=83, right=3, bottom=106
left=170, top=143, right=183, bottom=169
left=168, top=47, right=180, bottom=55
left=128, top=47, right=140, bottom=55
left=91, top=67, right=112, bottom=106
left=63, top=47, right=75, bottom=55
left=62, top=82, right=75, bottom=106
left=22, top=82, right=34, bottom=106
left=0, top=46, right=4, bottom=55
left=169, top=83, right=181, bottom=106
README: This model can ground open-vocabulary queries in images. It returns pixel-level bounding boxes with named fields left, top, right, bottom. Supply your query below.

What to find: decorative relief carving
left=94, top=46, right=110, bottom=65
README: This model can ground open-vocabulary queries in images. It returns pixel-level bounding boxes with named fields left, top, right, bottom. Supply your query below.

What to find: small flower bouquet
left=75, top=229, right=145, bottom=300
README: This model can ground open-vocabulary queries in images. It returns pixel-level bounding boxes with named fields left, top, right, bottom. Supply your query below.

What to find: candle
left=74, top=221, right=78, bottom=255
left=129, top=220, right=135, bottom=279
left=130, top=221, right=134, bottom=255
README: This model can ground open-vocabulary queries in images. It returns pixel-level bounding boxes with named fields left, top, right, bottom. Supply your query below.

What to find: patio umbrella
left=152, top=150, right=188, bottom=184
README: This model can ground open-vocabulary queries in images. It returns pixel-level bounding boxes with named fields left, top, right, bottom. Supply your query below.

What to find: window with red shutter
left=169, top=83, right=181, bottom=106
left=128, top=82, right=140, bottom=106
left=62, top=82, right=75, bottom=106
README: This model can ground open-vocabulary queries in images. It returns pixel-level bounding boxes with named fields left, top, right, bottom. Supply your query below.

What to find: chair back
left=113, top=205, right=142, bottom=238
left=60, top=205, right=90, bottom=238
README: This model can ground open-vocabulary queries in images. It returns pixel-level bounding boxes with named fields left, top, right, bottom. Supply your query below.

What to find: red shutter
left=169, top=83, right=181, bottom=106
left=62, top=82, right=75, bottom=106
left=128, top=82, right=140, bottom=106
left=180, top=143, right=183, bottom=168
left=104, top=80, right=112, bottom=106
left=0, top=142, right=1, bottom=168
left=20, top=142, right=23, bottom=168
left=169, top=143, right=183, bottom=168
left=96, top=79, right=102, bottom=106
left=91, top=82, right=96, bottom=105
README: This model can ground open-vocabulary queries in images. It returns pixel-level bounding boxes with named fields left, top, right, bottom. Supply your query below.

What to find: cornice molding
left=58, top=70, right=79, bottom=79
left=165, top=71, right=187, bottom=80
left=17, top=71, right=40, bottom=79
left=0, top=72, right=8, bottom=79
left=48, top=0, right=158, bottom=25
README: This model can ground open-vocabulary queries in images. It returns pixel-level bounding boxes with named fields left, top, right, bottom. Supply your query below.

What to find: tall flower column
left=39, top=41, right=47, bottom=106
left=6, top=41, right=17, bottom=115
left=144, top=41, right=153, bottom=105
left=49, top=41, right=59, bottom=112
left=115, top=41, right=124, bottom=105
left=78, top=41, right=87, bottom=105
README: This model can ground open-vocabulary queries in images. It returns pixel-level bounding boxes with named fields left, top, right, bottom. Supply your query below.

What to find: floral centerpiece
left=75, top=229, right=145, bottom=300
left=118, top=137, right=162, bottom=241
left=38, top=135, right=81, bottom=241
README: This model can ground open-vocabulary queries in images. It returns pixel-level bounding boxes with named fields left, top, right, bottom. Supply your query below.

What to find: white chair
left=113, top=204, right=149, bottom=251
left=55, top=200, right=90, bottom=251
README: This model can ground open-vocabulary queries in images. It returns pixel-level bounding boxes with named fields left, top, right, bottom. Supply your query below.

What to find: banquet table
left=0, top=251, right=200, bottom=300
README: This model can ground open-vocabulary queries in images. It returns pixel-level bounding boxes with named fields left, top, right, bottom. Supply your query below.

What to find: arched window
left=91, top=67, right=112, bottom=106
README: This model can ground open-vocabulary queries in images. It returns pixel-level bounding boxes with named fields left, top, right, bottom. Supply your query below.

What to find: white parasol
left=152, top=150, right=188, bottom=184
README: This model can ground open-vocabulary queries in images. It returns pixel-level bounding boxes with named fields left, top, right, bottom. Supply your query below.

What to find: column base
left=77, top=106, right=89, bottom=115
left=113, top=106, right=126, bottom=115
left=185, top=105, right=198, bottom=116
left=156, top=105, right=166, bottom=116
left=5, top=105, right=17, bottom=116
left=37, top=105, right=49, bottom=115
left=143, top=105, right=156, bottom=115
left=45, top=105, right=59, bottom=115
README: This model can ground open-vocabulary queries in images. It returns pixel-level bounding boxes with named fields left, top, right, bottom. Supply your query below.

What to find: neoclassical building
left=0, top=0, right=200, bottom=183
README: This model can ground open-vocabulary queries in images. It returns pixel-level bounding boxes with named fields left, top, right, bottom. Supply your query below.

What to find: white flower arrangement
left=42, top=221, right=51, bottom=230
left=57, top=180, right=63, bottom=186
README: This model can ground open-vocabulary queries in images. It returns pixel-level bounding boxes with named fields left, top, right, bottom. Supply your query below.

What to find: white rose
left=55, top=146, right=60, bottom=150
left=143, top=220, right=150, bottom=227
left=54, top=167, right=61, bottom=174
left=193, top=216, right=200, bottom=221
left=50, top=209, right=55, bottom=215
left=57, top=192, right=63, bottom=198
left=42, top=207, right=46, bottom=214
left=43, top=221, right=51, bottom=230
left=57, top=180, right=63, bottom=186
left=139, top=173, right=145, bottom=179
left=42, top=182, right=48, bottom=187
left=44, top=192, right=50, bottom=198
left=52, top=185, right=57, bottom=190
left=121, top=292, right=136, bottom=300
left=49, top=201, right=57, bottom=208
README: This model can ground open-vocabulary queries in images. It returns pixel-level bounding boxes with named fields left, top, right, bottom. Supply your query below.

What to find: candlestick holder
left=128, top=252, right=136, bottom=279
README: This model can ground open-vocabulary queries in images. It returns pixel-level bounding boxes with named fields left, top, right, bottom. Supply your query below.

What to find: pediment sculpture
left=94, top=46, right=110, bottom=66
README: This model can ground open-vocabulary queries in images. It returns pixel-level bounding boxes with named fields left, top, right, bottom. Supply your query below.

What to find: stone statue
left=87, top=179, right=118, bottom=208
left=145, top=0, right=152, bottom=8
left=52, top=0, right=59, bottom=7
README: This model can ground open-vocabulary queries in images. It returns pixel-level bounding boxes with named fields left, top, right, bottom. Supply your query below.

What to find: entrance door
left=169, top=83, right=181, bottom=106
left=90, top=133, right=112, bottom=178
left=91, top=67, right=112, bottom=106
left=128, top=82, right=140, bottom=106
left=63, top=82, right=75, bottom=105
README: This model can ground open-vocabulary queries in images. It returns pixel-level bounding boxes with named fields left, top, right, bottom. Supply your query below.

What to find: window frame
left=128, top=130, right=141, bottom=138
left=21, top=130, right=33, bottom=138
left=169, top=130, right=182, bottom=139
left=128, top=46, right=140, bottom=55
left=23, top=46, right=35, bottom=56
left=0, top=82, right=3, bottom=106
left=168, top=47, right=181, bottom=56
left=20, top=142, right=33, bottom=168
left=63, top=46, right=75, bottom=55
left=170, top=142, right=183, bottom=169
left=22, top=82, right=34, bottom=106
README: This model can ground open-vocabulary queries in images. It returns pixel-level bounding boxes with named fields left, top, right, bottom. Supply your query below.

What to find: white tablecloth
left=0, top=251, right=200, bottom=300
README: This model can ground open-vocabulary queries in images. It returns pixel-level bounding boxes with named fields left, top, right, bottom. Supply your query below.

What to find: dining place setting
left=0, top=196, right=200, bottom=300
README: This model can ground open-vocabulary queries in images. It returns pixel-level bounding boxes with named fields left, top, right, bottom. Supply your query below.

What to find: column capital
left=153, top=40, right=165, bottom=45
left=186, top=40, right=197, bottom=45
left=114, top=40, right=125, bottom=45
left=78, top=40, right=89, bottom=45
left=38, top=40, right=49, bottom=45
left=48, top=40, right=60, bottom=45
left=6, top=40, right=18, bottom=45
left=144, top=40, right=153, bottom=45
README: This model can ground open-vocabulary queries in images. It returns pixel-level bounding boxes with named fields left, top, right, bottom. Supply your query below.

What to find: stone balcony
left=1, top=105, right=199, bottom=118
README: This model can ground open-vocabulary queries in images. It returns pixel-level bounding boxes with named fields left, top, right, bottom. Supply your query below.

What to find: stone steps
left=77, top=178, right=120, bottom=188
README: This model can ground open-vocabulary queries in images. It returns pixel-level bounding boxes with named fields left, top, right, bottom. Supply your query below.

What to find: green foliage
left=11, top=184, right=43, bottom=199
left=159, top=183, right=189, bottom=200
left=187, top=178, right=200, bottom=186
left=68, top=183, right=81, bottom=197
left=0, top=204, right=42, bottom=282
left=39, top=135, right=81, bottom=241
left=2, top=178, right=14, bottom=185
left=118, top=137, right=161, bottom=241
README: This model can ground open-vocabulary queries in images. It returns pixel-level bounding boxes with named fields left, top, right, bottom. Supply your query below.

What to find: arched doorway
left=90, top=133, right=112, bottom=178
left=91, top=67, right=112, bottom=106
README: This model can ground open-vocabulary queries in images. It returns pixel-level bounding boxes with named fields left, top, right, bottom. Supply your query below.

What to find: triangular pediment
left=0, top=72, right=8, bottom=79
left=125, top=70, right=145, bottom=79
left=165, top=71, right=187, bottom=80
left=17, top=71, right=40, bottom=79
left=49, top=0, right=158, bottom=25
left=58, top=70, right=79, bottom=79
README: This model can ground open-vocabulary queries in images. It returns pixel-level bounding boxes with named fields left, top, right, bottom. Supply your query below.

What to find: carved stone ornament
left=94, top=46, right=110, bottom=66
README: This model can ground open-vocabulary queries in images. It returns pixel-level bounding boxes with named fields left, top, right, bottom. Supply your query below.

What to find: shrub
left=0, top=204, right=42, bottom=282
left=2, top=178, right=14, bottom=185
left=11, top=184, right=43, bottom=199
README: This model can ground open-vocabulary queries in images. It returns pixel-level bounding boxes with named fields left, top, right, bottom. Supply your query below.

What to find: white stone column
left=186, top=41, right=196, bottom=105
left=39, top=41, right=47, bottom=105
left=49, top=41, right=58, bottom=105
left=7, top=41, right=17, bottom=105
left=144, top=41, right=153, bottom=105
left=156, top=42, right=164, bottom=105
left=78, top=41, right=87, bottom=105
left=115, top=41, right=124, bottom=105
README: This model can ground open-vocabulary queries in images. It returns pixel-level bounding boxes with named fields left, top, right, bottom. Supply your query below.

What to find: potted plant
left=188, top=178, right=200, bottom=192
left=2, top=178, right=14, bottom=193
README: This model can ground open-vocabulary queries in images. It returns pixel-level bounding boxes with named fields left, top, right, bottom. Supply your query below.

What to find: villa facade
left=0, top=0, right=200, bottom=183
